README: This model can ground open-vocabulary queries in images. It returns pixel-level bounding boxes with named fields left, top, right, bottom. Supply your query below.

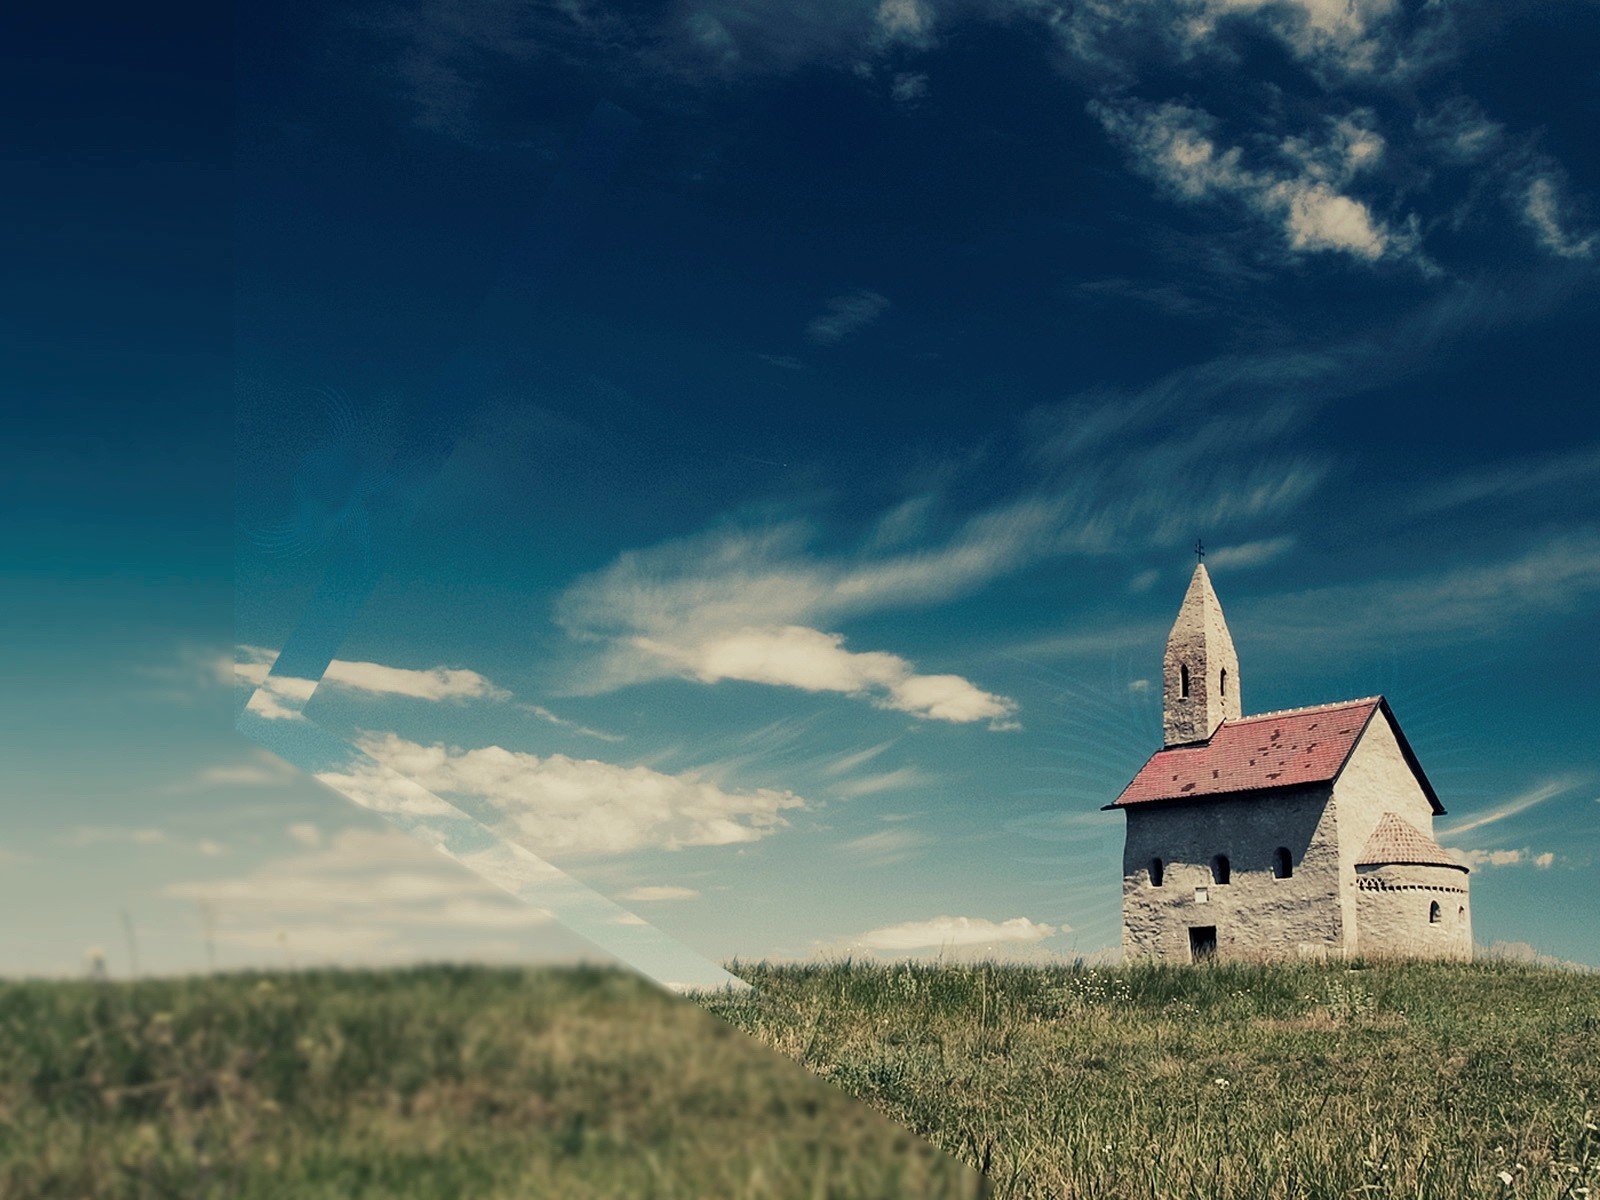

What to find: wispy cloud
left=1249, top=536, right=1600, bottom=655
left=520, top=703, right=624, bottom=742
left=851, top=914, right=1059, bottom=951
left=169, top=751, right=298, bottom=791
left=321, top=733, right=805, bottom=857
left=1412, top=444, right=1600, bottom=515
left=825, top=741, right=896, bottom=776
left=1447, top=847, right=1556, bottom=870
left=1205, top=535, right=1296, bottom=571
left=64, top=827, right=172, bottom=847
left=838, top=826, right=934, bottom=865
left=63, top=827, right=227, bottom=856
left=619, top=884, right=700, bottom=902
left=1440, top=778, right=1580, bottom=838
left=805, top=289, right=890, bottom=345
left=832, top=766, right=933, bottom=798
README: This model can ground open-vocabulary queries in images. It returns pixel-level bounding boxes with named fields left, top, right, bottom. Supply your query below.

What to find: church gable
left=1332, top=702, right=1445, bottom=820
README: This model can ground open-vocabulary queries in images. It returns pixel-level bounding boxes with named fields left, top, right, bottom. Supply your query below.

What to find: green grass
left=706, top=959, right=1600, bottom=1200
left=0, top=964, right=979, bottom=1199
left=9, top=959, right=1595, bottom=1199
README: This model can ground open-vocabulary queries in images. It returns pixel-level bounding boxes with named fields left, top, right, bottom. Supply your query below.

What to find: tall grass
left=706, top=959, right=1600, bottom=1199
left=0, top=964, right=981, bottom=1199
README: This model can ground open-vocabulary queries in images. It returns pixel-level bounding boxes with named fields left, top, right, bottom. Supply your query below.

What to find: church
left=1105, top=561, right=1472, bottom=963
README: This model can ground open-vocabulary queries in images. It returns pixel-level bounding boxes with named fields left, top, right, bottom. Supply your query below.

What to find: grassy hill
left=706, top=959, right=1600, bottom=1199
left=0, top=965, right=978, bottom=1199
left=5, top=960, right=1595, bottom=1199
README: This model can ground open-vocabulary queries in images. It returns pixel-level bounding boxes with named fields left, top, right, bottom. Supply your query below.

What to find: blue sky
left=7, top=0, right=1600, bottom=977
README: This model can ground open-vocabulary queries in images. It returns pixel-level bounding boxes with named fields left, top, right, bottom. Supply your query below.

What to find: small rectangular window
left=1194, top=886, right=1209, bottom=904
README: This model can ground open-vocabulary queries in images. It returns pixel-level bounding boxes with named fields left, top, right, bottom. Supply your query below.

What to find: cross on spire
left=1195, top=538, right=1205, bottom=564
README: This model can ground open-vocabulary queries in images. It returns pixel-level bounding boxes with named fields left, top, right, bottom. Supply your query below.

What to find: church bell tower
left=1163, top=559, right=1242, bottom=746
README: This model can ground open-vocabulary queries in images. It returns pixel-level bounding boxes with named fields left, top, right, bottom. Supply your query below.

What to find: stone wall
left=1121, top=785, right=1344, bottom=962
left=1329, top=712, right=1470, bottom=958
left=1354, top=863, right=1471, bottom=959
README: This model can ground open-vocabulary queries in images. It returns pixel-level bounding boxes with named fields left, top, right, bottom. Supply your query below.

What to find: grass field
left=7, top=960, right=1596, bottom=1199
left=0, top=965, right=979, bottom=1199
left=707, top=959, right=1600, bottom=1199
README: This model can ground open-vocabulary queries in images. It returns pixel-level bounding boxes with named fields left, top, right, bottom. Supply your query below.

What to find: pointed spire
left=1163, top=562, right=1242, bottom=746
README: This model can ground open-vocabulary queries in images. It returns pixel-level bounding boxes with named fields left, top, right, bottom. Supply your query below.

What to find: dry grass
left=0, top=964, right=980, bottom=1199
left=705, top=958, right=1600, bottom=1200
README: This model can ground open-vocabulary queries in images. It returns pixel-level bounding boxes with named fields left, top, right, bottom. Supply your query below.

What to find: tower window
left=1180, top=663, right=1190, bottom=699
left=1211, top=854, right=1231, bottom=885
left=1220, top=668, right=1228, bottom=701
left=1149, top=858, right=1164, bottom=887
left=1429, top=901, right=1441, bottom=924
left=1272, top=847, right=1293, bottom=879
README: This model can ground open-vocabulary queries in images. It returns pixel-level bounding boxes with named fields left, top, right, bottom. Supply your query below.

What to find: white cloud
left=1447, top=847, right=1558, bottom=870
left=876, top=0, right=932, bottom=45
left=165, top=827, right=556, bottom=966
left=1523, top=175, right=1594, bottom=259
left=195, top=763, right=289, bottom=787
left=233, top=645, right=509, bottom=718
left=891, top=71, right=929, bottom=103
left=852, top=915, right=1059, bottom=951
left=1092, top=99, right=1410, bottom=263
left=619, top=885, right=700, bottom=902
left=636, top=625, right=1017, bottom=728
left=1204, top=535, right=1296, bottom=570
left=806, top=289, right=890, bottom=345
left=327, top=733, right=806, bottom=857
left=287, top=822, right=323, bottom=848
left=322, top=659, right=509, bottom=701
left=1174, top=0, right=1403, bottom=74
left=1479, top=940, right=1591, bottom=971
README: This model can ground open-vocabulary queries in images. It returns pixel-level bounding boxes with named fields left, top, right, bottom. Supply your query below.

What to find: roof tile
left=1109, top=698, right=1382, bottom=808
left=1356, top=812, right=1466, bottom=870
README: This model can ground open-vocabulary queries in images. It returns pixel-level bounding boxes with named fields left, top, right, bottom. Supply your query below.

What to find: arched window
left=1220, top=668, right=1228, bottom=701
left=1429, top=901, right=1441, bottom=924
left=1458, top=906, right=1466, bottom=920
left=1211, top=854, right=1231, bottom=885
left=1179, top=663, right=1190, bottom=699
left=1272, top=847, right=1293, bottom=879
left=1149, top=858, right=1164, bottom=887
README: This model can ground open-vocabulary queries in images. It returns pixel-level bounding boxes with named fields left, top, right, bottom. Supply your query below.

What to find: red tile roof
left=1107, top=697, right=1425, bottom=810
left=1356, top=812, right=1466, bottom=871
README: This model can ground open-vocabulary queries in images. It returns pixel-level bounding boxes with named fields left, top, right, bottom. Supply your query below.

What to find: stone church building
left=1106, top=563, right=1471, bottom=963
